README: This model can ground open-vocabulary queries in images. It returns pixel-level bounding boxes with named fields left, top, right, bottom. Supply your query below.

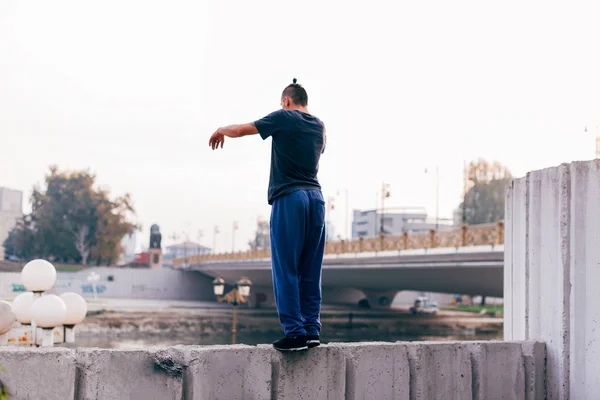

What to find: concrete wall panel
left=569, top=161, right=600, bottom=400
left=468, top=341, right=525, bottom=400
left=406, top=342, right=472, bottom=400
left=170, top=344, right=272, bottom=400
left=343, top=342, right=410, bottom=400
left=75, top=348, right=183, bottom=400
left=1, top=268, right=215, bottom=302
left=505, top=160, right=600, bottom=399
left=0, top=348, right=76, bottom=400
left=270, top=344, right=346, bottom=400
left=0, top=341, right=545, bottom=399
left=521, top=341, right=546, bottom=400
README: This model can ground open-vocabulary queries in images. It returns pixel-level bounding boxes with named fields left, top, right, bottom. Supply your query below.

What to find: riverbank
left=64, top=299, right=503, bottom=348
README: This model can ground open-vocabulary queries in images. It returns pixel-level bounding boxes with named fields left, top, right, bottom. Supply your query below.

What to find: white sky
left=1, top=0, right=599, bottom=253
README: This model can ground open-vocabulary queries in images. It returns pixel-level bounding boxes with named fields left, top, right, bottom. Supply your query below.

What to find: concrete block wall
left=0, top=341, right=545, bottom=400
left=0, top=268, right=215, bottom=301
left=505, top=160, right=600, bottom=399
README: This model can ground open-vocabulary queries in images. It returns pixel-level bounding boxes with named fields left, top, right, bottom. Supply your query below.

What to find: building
left=118, top=231, right=138, bottom=265
left=0, top=187, right=23, bottom=260
left=351, top=207, right=451, bottom=239
left=162, top=241, right=211, bottom=268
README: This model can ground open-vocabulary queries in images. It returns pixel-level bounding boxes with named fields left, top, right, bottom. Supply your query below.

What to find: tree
left=457, top=159, right=513, bottom=225
left=4, top=166, right=137, bottom=265
left=248, top=218, right=270, bottom=250
left=2, top=230, right=14, bottom=259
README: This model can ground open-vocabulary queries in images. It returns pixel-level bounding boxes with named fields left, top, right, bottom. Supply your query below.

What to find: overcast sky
left=1, top=0, right=599, bottom=252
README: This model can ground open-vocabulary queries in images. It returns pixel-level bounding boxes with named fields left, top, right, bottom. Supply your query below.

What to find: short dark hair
left=282, top=78, right=308, bottom=106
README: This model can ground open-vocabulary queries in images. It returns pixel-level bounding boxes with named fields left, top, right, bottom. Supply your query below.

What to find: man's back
left=254, top=109, right=326, bottom=205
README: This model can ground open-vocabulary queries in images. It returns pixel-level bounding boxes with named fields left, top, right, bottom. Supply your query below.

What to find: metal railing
left=172, top=221, right=504, bottom=268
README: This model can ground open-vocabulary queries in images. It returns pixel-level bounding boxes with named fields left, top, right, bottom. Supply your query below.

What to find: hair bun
left=292, top=78, right=298, bottom=84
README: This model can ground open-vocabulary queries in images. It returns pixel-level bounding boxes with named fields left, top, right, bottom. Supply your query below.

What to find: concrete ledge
left=0, top=341, right=545, bottom=400
left=468, top=341, right=525, bottom=400
left=407, top=342, right=472, bottom=399
left=343, top=342, right=409, bottom=400
left=0, top=347, right=76, bottom=400
left=169, top=344, right=272, bottom=400
left=75, top=348, right=183, bottom=400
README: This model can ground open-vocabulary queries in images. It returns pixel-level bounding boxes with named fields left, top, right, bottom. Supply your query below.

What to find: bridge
left=173, top=222, right=505, bottom=305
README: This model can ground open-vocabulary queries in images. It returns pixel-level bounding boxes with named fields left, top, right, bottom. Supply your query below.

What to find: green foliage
left=444, top=304, right=504, bottom=313
left=0, top=365, right=8, bottom=400
left=457, top=159, right=512, bottom=225
left=3, top=166, right=137, bottom=266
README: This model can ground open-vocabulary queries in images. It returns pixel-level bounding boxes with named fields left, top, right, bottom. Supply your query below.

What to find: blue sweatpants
left=270, top=189, right=326, bottom=336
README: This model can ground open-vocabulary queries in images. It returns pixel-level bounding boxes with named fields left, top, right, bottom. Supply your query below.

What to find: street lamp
left=21, top=259, right=57, bottom=294
left=3, top=259, right=89, bottom=348
left=0, top=301, right=16, bottom=345
left=31, top=295, right=67, bottom=347
left=11, top=292, right=34, bottom=345
left=212, top=277, right=225, bottom=296
left=212, top=276, right=253, bottom=344
left=59, top=292, right=88, bottom=343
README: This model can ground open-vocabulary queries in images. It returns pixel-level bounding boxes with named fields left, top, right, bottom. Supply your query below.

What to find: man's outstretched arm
left=209, top=123, right=258, bottom=150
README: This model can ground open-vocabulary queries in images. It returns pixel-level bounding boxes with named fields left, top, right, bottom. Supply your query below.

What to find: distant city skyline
left=1, top=0, right=599, bottom=253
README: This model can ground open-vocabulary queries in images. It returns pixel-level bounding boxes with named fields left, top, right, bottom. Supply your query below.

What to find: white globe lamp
left=0, top=301, right=16, bottom=344
left=32, top=295, right=67, bottom=347
left=12, top=292, right=34, bottom=325
left=213, top=277, right=225, bottom=296
left=59, top=292, right=87, bottom=343
left=21, top=259, right=57, bottom=294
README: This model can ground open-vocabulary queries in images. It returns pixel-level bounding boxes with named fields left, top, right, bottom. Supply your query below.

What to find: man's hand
left=209, top=130, right=225, bottom=150
left=208, top=123, right=258, bottom=151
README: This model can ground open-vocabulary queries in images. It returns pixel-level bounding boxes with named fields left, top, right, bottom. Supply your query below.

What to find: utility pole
left=462, top=161, right=467, bottom=225
left=380, top=183, right=390, bottom=235
left=213, top=226, right=219, bottom=253
left=345, top=189, right=349, bottom=240
left=327, top=196, right=335, bottom=241
left=584, top=125, right=600, bottom=159
left=170, top=232, right=181, bottom=266
left=435, top=166, right=439, bottom=230
left=197, top=230, right=203, bottom=256
left=425, top=166, right=440, bottom=230
left=182, top=230, right=190, bottom=267
left=232, top=221, right=238, bottom=252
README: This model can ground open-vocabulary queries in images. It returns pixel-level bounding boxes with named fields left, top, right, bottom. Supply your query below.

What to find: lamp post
left=87, top=272, right=100, bottom=300
left=0, top=301, right=16, bottom=345
left=32, top=295, right=67, bottom=347
left=21, top=259, right=57, bottom=346
left=212, top=276, right=252, bottom=344
left=59, top=292, right=88, bottom=343
left=4, top=259, right=89, bottom=348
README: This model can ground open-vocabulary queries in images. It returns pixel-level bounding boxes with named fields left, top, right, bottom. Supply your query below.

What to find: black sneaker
left=306, top=335, right=320, bottom=348
left=273, top=335, right=308, bottom=352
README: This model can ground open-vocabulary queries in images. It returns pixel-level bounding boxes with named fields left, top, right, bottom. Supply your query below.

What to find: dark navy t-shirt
left=254, top=109, right=326, bottom=205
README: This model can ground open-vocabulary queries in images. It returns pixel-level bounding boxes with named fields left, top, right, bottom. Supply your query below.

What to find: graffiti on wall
left=81, top=284, right=107, bottom=294
left=11, top=283, right=25, bottom=293
left=132, top=284, right=163, bottom=294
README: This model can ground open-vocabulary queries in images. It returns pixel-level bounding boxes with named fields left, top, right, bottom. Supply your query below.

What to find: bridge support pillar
left=505, top=160, right=600, bottom=399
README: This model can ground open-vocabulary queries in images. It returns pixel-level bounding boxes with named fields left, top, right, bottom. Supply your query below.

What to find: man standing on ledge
left=208, top=79, right=326, bottom=352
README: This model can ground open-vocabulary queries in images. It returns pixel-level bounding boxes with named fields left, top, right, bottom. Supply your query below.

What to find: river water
left=59, top=299, right=502, bottom=348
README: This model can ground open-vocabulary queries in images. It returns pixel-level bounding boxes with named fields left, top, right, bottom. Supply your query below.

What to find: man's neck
left=287, top=105, right=310, bottom=114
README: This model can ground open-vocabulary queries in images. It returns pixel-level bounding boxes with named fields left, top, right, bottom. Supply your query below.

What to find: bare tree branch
left=73, top=225, right=91, bottom=265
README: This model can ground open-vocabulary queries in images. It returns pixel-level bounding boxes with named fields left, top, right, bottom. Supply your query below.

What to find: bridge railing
left=172, top=221, right=504, bottom=268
